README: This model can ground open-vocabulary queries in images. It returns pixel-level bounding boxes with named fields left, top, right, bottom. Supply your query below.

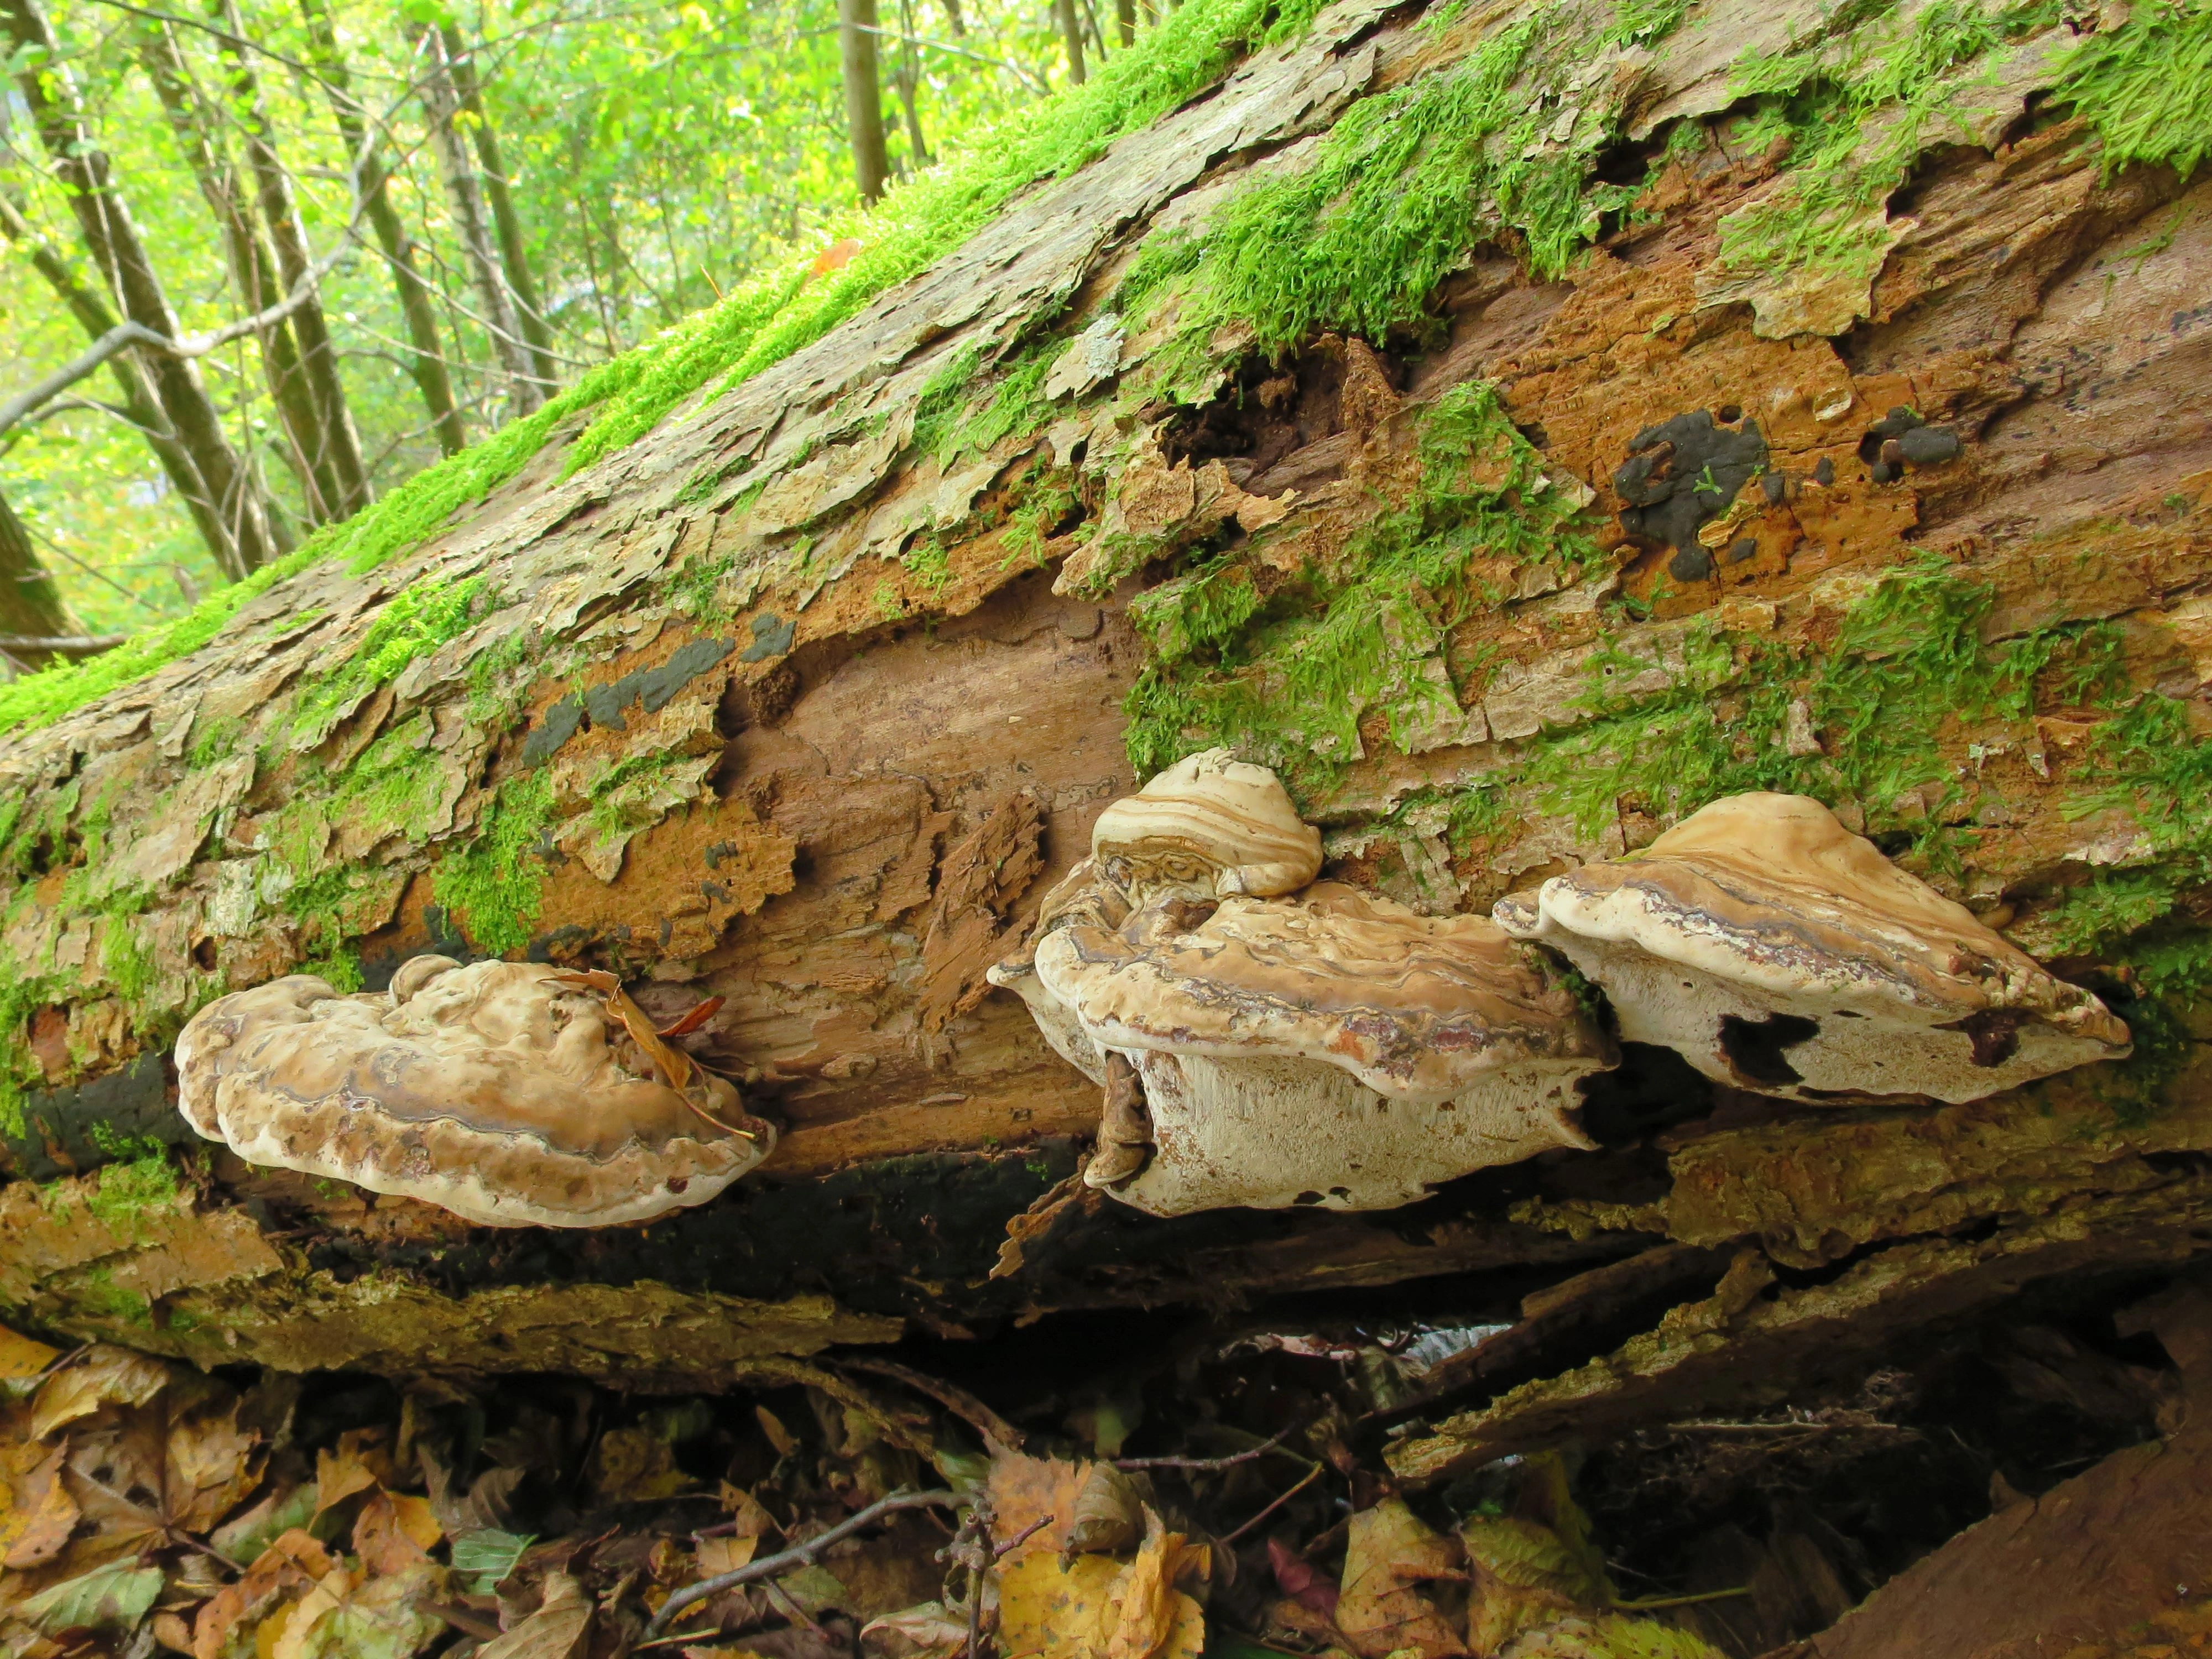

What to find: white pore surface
left=1112, top=1050, right=1595, bottom=1215
left=1553, top=935, right=2114, bottom=1104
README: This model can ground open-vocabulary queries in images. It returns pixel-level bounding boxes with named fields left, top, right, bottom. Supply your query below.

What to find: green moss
left=1719, top=0, right=2064, bottom=284
left=290, top=576, right=492, bottom=744
left=1124, top=380, right=1609, bottom=783
left=430, top=773, right=556, bottom=956
left=81, top=1141, right=182, bottom=1233
left=1136, top=0, right=1684, bottom=356
left=2051, top=0, right=2212, bottom=179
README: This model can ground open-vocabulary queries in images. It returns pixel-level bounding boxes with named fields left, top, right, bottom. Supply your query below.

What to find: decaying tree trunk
left=0, top=0, right=2208, bottom=1572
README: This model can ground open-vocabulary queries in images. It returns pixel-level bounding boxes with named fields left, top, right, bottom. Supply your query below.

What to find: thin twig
left=0, top=633, right=127, bottom=655
left=644, top=1488, right=958, bottom=1637
left=837, top=1356, right=1027, bottom=1451
left=1613, top=1585, right=1755, bottom=1610
left=1117, top=1426, right=1296, bottom=1472
left=1218, top=1463, right=1325, bottom=1547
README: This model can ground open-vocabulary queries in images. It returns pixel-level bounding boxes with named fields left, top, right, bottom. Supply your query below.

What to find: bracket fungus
left=989, top=752, right=1611, bottom=1214
left=176, top=956, right=775, bottom=1228
left=1494, top=792, right=2131, bottom=1103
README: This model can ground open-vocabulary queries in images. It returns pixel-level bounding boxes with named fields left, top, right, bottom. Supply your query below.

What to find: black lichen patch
left=520, top=636, right=734, bottom=765
left=740, top=613, right=796, bottom=664
left=1858, top=406, right=1961, bottom=479
left=1614, top=409, right=1768, bottom=558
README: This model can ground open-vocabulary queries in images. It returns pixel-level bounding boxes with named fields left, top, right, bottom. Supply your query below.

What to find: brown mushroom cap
left=1494, top=791, right=2130, bottom=1103
left=1031, top=882, right=1613, bottom=1213
left=175, top=958, right=772, bottom=1227
left=1089, top=748, right=1322, bottom=898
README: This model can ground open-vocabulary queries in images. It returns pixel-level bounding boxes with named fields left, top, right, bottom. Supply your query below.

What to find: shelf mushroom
left=988, top=751, right=1613, bottom=1213
left=1028, top=883, right=1613, bottom=1213
left=176, top=955, right=774, bottom=1227
left=1493, top=792, right=2131, bottom=1103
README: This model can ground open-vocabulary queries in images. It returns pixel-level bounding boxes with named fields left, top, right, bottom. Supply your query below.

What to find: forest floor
left=1, top=1269, right=2205, bottom=1659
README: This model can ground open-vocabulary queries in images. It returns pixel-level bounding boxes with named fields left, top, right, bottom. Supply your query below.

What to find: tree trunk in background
left=890, top=0, right=931, bottom=171
left=0, top=486, right=75, bottom=661
left=1, top=0, right=275, bottom=580
left=940, top=0, right=966, bottom=35
left=296, top=0, right=466, bottom=458
left=837, top=0, right=891, bottom=204
left=218, top=2, right=370, bottom=518
left=0, top=194, right=238, bottom=567
left=438, top=24, right=557, bottom=403
left=1054, top=0, right=1086, bottom=84
left=136, top=22, right=340, bottom=527
left=420, top=28, right=542, bottom=419
left=1115, top=0, right=1135, bottom=48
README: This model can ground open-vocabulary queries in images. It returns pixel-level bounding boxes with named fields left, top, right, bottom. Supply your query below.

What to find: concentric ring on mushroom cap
left=1091, top=748, right=1322, bottom=896
left=175, top=959, right=771, bottom=1228
left=1495, top=792, right=2129, bottom=1102
left=1034, top=881, right=1614, bottom=1100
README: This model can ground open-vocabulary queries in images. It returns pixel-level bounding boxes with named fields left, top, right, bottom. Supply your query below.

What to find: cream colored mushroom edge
left=987, top=750, right=1616, bottom=1215
left=175, top=955, right=775, bottom=1228
left=989, top=760, right=2133, bottom=1218
left=1494, top=791, right=2131, bottom=1103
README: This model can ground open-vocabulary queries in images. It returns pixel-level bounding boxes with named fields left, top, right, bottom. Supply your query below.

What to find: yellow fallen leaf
left=270, top=1568, right=352, bottom=1659
left=997, top=1551, right=1121, bottom=1658
left=353, top=1489, right=441, bottom=1577
left=697, top=1533, right=759, bottom=1577
left=2, top=1442, right=80, bottom=1569
left=0, top=1324, right=58, bottom=1382
left=1338, top=1499, right=1468, bottom=1659
left=30, top=1347, right=171, bottom=1438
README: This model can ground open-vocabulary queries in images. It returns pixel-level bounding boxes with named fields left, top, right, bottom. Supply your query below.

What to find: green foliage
left=430, top=773, right=556, bottom=957
left=2052, top=0, right=2212, bottom=179
left=1125, top=381, right=1609, bottom=782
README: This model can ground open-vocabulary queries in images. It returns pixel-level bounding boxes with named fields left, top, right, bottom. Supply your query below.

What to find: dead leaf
left=0, top=1322, right=59, bottom=1380
left=31, top=1346, right=172, bottom=1438
left=20, top=1556, right=166, bottom=1634
left=987, top=1450, right=1092, bottom=1566
left=192, top=1530, right=336, bottom=1659
left=860, top=1600, right=972, bottom=1658
left=2, top=1442, right=81, bottom=1568
left=717, top=1481, right=779, bottom=1538
left=588, top=1425, right=694, bottom=1503
left=1063, top=1464, right=1142, bottom=1560
left=153, top=1610, right=197, bottom=1653
left=1337, top=1499, right=1469, bottom=1659
left=696, top=1533, right=759, bottom=1577
left=1490, top=1613, right=1725, bottom=1656
left=314, top=1431, right=388, bottom=1516
left=755, top=1405, right=800, bottom=1458
left=997, top=1552, right=1121, bottom=1658
left=1103, top=1514, right=1206, bottom=1659
left=1462, top=1516, right=1600, bottom=1653
left=353, top=1489, right=442, bottom=1577
left=168, top=1398, right=265, bottom=1535
left=477, top=1569, right=594, bottom=1659
left=270, top=1566, right=357, bottom=1659
left=997, top=1514, right=1206, bottom=1659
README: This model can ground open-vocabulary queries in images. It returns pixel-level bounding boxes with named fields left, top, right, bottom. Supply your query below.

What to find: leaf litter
left=0, top=1291, right=2175, bottom=1657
